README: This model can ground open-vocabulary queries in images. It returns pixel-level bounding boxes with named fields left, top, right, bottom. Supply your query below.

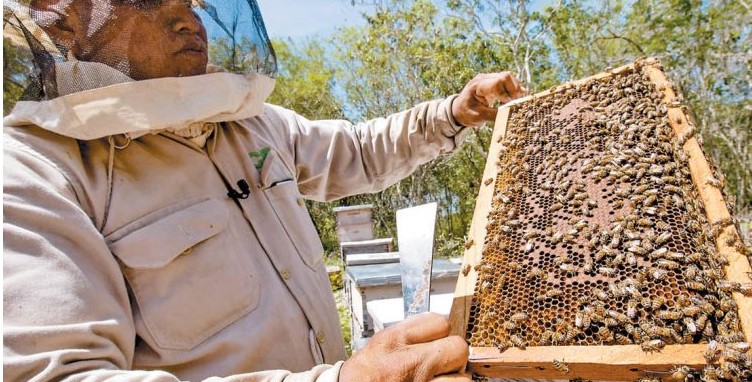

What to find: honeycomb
left=465, top=61, right=750, bottom=380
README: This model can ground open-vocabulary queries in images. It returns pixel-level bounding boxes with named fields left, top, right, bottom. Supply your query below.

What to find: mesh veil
left=3, top=0, right=277, bottom=102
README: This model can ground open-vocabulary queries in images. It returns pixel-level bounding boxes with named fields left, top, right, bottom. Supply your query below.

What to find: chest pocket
left=259, top=150, right=325, bottom=270
left=107, top=198, right=259, bottom=350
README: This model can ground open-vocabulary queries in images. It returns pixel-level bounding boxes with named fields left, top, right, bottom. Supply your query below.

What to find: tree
left=3, top=39, right=33, bottom=114
left=266, top=38, right=347, bottom=257
left=542, top=0, right=751, bottom=213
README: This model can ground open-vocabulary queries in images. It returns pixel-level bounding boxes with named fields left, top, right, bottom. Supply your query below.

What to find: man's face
left=40, top=0, right=209, bottom=80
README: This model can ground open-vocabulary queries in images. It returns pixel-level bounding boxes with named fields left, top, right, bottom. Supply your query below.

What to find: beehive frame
left=449, top=58, right=752, bottom=381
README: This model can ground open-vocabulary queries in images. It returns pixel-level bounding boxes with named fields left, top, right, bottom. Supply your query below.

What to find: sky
left=256, top=0, right=368, bottom=40
left=255, top=0, right=555, bottom=40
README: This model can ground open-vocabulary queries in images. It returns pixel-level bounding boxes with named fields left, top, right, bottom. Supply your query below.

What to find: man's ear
left=30, top=0, right=88, bottom=55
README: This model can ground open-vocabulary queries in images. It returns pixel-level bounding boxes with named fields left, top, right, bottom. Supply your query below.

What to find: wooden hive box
left=449, top=58, right=752, bottom=381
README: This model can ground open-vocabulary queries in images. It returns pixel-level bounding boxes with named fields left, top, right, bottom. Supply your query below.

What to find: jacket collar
left=4, top=62, right=275, bottom=140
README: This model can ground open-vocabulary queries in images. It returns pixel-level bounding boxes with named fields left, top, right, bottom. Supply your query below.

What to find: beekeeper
left=2, top=1, right=526, bottom=381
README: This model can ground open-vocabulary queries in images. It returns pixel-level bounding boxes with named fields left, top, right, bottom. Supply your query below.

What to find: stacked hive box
left=449, top=58, right=751, bottom=381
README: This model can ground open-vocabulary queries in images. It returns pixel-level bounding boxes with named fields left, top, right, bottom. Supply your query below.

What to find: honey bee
left=701, top=366, right=720, bottom=382
left=592, top=287, right=609, bottom=301
left=507, top=261, right=522, bottom=271
left=705, top=175, right=723, bottom=188
left=628, top=245, right=648, bottom=256
left=626, top=300, right=638, bottom=319
left=695, top=314, right=708, bottom=331
left=669, top=365, right=691, bottom=381
left=523, top=241, right=534, bottom=253
left=656, top=259, right=680, bottom=270
left=658, top=310, right=682, bottom=321
left=527, top=266, right=542, bottom=280
left=598, top=267, right=617, bottom=277
left=656, top=221, right=670, bottom=230
left=509, top=334, right=526, bottom=349
left=484, top=177, right=494, bottom=186
left=720, top=297, right=736, bottom=312
left=495, top=341, right=509, bottom=352
left=583, top=257, right=594, bottom=273
left=651, top=296, right=666, bottom=310
left=574, top=312, right=586, bottom=328
left=722, top=349, right=746, bottom=363
left=641, top=339, right=665, bottom=352
left=546, top=288, right=563, bottom=298
left=651, top=268, right=669, bottom=280
left=655, top=232, right=672, bottom=245
left=597, top=326, right=613, bottom=342
left=649, top=247, right=668, bottom=258
left=559, top=263, right=577, bottom=276
left=683, top=317, right=697, bottom=334
left=461, top=264, right=471, bottom=276
left=479, top=280, right=492, bottom=293
left=717, top=280, right=740, bottom=293
left=681, top=305, right=701, bottom=317
left=637, top=218, right=653, bottom=227
left=523, top=230, right=538, bottom=240
left=724, top=235, right=737, bottom=246
left=464, top=238, right=475, bottom=250
left=726, top=342, right=750, bottom=353
left=551, top=359, right=570, bottom=374
left=716, top=332, right=745, bottom=343
left=510, top=312, right=529, bottom=322
left=612, top=333, right=630, bottom=345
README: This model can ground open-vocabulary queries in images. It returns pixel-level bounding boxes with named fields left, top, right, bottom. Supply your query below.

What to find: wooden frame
left=449, top=58, right=752, bottom=381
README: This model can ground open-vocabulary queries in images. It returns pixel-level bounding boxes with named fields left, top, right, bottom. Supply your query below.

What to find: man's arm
left=266, top=72, right=525, bottom=202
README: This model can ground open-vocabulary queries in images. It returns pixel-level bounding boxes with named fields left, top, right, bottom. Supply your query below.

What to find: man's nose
left=167, top=1, right=203, bottom=35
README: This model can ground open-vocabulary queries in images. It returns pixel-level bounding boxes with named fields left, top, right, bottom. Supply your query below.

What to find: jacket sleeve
left=265, top=96, right=467, bottom=202
left=2, top=141, right=344, bottom=382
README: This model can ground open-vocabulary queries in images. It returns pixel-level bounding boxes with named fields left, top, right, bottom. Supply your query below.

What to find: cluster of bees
left=464, top=61, right=751, bottom=381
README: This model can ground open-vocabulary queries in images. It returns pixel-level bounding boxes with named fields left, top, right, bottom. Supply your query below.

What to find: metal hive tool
left=449, top=58, right=752, bottom=381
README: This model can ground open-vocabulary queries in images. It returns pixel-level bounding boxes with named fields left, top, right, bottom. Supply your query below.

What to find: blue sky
left=256, top=0, right=555, bottom=40
left=256, top=0, right=367, bottom=39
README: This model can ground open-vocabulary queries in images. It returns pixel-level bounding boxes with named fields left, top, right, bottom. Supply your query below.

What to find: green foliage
left=3, top=39, right=32, bottom=114
left=330, top=0, right=502, bottom=257
left=268, top=38, right=344, bottom=120
left=268, top=0, right=751, bottom=257
left=267, top=38, right=347, bottom=259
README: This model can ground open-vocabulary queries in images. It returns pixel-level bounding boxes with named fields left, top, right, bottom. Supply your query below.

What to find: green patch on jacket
left=248, top=147, right=271, bottom=169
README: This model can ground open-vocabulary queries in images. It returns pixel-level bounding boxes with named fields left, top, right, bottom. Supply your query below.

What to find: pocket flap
left=109, top=199, right=229, bottom=269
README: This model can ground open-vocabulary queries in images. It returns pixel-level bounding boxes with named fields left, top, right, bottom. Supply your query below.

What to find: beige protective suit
left=3, top=69, right=467, bottom=381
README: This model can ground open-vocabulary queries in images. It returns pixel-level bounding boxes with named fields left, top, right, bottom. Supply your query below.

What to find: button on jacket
left=3, top=94, right=467, bottom=381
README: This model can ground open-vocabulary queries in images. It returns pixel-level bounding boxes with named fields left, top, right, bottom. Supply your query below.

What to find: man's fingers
left=473, top=105, right=498, bottom=123
left=418, top=335, right=470, bottom=377
left=499, top=72, right=526, bottom=99
left=453, top=71, right=526, bottom=127
left=399, top=312, right=451, bottom=344
left=475, top=72, right=525, bottom=105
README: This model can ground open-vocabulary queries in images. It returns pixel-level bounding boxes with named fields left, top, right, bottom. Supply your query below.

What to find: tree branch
left=595, top=30, right=646, bottom=55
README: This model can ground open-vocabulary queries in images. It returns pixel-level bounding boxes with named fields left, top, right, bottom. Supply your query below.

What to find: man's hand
left=452, top=72, right=527, bottom=127
left=339, top=312, right=470, bottom=382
